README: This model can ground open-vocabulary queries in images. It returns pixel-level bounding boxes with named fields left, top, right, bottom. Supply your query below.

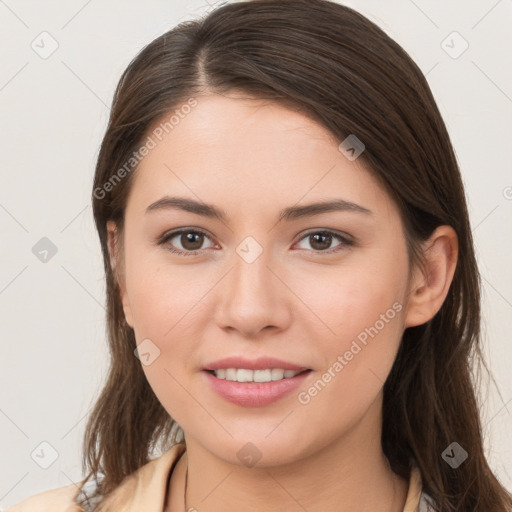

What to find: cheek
left=293, top=252, right=406, bottom=346
left=124, top=250, right=218, bottom=402
left=125, top=260, right=208, bottom=419
left=125, top=247, right=210, bottom=341
left=290, top=256, right=406, bottom=419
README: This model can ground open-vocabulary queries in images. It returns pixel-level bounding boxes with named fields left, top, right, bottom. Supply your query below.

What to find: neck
left=167, top=398, right=409, bottom=512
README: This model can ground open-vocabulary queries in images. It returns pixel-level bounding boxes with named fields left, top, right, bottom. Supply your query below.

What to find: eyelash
left=157, top=228, right=354, bottom=257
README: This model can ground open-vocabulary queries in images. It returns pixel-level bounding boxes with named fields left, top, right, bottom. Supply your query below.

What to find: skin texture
left=107, top=92, right=458, bottom=512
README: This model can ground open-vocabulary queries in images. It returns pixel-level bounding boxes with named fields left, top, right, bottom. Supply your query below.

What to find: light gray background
left=1, top=0, right=511, bottom=508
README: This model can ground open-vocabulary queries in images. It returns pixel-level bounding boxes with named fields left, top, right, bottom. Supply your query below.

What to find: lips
left=203, top=356, right=310, bottom=372
left=203, top=368, right=313, bottom=407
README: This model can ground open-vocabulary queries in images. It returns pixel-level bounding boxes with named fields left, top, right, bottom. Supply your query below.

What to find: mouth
left=203, top=368, right=313, bottom=407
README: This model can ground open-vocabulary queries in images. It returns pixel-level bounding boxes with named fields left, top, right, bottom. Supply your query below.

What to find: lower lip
left=203, top=370, right=312, bottom=407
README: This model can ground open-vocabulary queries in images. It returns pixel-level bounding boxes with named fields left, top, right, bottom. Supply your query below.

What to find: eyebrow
left=145, top=196, right=373, bottom=222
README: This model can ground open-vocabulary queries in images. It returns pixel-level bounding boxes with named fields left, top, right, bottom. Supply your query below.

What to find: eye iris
left=310, top=233, right=332, bottom=251
left=182, top=232, right=204, bottom=250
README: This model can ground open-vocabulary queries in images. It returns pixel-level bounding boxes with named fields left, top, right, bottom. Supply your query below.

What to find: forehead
left=149, top=93, right=339, bottom=158
left=126, top=93, right=390, bottom=220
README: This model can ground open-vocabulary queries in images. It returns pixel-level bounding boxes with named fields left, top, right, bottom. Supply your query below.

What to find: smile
left=203, top=369, right=313, bottom=407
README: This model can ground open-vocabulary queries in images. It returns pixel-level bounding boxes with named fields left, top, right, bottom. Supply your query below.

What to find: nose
left=213, top=243, right=292, bottom=338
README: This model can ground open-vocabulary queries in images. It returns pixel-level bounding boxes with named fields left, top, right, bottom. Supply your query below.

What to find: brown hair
left=81, top=1, right=512, bottom=510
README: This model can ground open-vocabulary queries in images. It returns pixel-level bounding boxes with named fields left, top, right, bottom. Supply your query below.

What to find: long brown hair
left=82, top=1, right=512, bottom=510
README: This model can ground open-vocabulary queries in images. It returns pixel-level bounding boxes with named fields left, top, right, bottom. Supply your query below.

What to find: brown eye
left=295, top=230, right=353, bottom=254
left=179, top=231, right=205, bottom=251
left=309, top=232, right=333, bottom=251
left=159, top=229, right=215, bottom=256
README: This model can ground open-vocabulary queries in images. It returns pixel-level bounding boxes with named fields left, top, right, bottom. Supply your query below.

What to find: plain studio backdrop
left=0, top=0, right=511, bottom=508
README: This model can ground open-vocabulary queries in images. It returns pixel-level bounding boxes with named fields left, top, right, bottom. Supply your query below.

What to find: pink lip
left=203, top=369, right=312, bottom=407
left=203, top=356, right=310, bottom=372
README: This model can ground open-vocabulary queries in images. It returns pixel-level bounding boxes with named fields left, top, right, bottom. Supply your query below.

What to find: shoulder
left=4, top=482, right=85, bottom=512
left=5, top=443, right=187, bottom=512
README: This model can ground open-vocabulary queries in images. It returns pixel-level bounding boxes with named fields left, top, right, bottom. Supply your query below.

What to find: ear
left=106, top=220, right=134, bottom=328
left=404, top=225, right=458, bottom=328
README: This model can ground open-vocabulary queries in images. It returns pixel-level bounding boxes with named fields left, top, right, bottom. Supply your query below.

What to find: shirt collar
left=96, top=442, right=186, bottom=511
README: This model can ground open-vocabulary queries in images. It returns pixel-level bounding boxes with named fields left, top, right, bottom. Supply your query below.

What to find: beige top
left=5, top=442, right=434, bottom=511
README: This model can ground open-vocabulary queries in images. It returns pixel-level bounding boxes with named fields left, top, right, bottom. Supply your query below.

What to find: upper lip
left=203, top=356, right=310, bottom=372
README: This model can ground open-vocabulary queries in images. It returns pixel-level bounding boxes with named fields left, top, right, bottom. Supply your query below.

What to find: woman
left=7, top=0, right=512, bottom=510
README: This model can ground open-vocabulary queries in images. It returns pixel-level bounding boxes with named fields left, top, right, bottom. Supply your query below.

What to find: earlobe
left=106, top=220, right=134, bottom=328
left=404, top=225, right=458, bottom=328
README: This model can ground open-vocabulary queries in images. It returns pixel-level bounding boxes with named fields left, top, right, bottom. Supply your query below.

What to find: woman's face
left=110, top=92, right=417, bottom=466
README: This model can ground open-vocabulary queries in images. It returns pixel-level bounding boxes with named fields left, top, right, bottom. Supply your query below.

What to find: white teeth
left=271, top=369, right=285, bottom=381
left=226, top=368, right=237, bottom=380
left=215, top=369, right=227, bottom=379
left=236, top=369, right=253, bottom=382
left=255, top=369, right=272, bottom=382
left=211, top=368, right=302, bottom=383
